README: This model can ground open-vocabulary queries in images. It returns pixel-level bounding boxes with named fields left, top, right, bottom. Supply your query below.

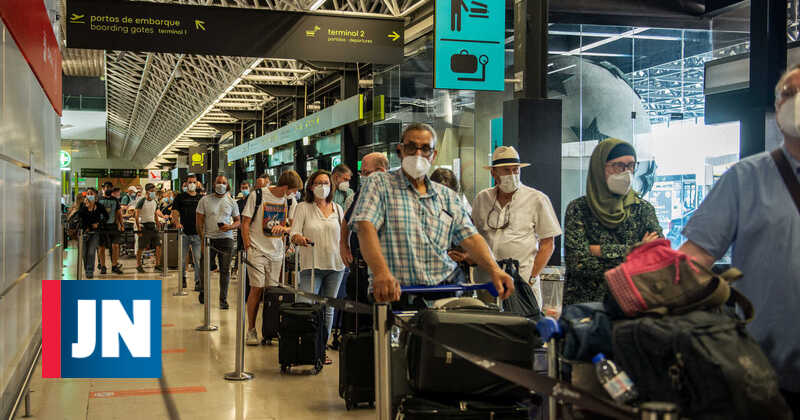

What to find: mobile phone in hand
left=217, top=222, right=225, bottom=228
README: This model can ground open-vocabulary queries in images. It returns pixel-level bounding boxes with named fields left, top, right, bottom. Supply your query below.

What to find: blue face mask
left=87, top=195, right=96, bottom=202
left=241, top=189, right=250, bottom=197
left=148, top=192, right=156, bottom=200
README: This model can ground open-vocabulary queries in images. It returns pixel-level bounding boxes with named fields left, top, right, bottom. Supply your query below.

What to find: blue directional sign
left=434, top=0, right=504, bottom=91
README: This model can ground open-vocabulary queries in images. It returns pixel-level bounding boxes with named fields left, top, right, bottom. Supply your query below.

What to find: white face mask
left=187, top=183, right=197, bottom=192
left=607, top=171, right=634, bottom=195
left=338, top=181, right=350, bottom=192
left=402, top=156, right=431, bottom=180
left=777, top=94, right=800, bottom=138
left=498, top=173, right=521, bottom=193
left=215, top=183, right=227, bottom=195
left=313, top=184, right=330, bottom=200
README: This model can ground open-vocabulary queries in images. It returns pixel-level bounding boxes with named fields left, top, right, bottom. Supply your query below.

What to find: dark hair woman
left=290, top=170, right=345, bottom=365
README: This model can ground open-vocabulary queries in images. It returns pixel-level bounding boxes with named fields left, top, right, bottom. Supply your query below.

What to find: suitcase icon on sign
left=450, top=50, right=489, bottom=82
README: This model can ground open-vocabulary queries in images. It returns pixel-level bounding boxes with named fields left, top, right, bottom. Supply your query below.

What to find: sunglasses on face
left=401, top=142, right=434, bottom=157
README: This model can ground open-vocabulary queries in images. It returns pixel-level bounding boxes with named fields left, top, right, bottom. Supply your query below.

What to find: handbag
left=604, top=239, right=747, bottom=318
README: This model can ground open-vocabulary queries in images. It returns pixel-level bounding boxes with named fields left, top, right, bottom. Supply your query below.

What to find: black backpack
left=611, top=295, right=791, bottom=420
left=498, top=259, right=542, bottom=321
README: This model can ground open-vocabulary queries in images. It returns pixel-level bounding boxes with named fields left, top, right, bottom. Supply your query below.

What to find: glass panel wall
left=549, top=25, right=741, bottom=255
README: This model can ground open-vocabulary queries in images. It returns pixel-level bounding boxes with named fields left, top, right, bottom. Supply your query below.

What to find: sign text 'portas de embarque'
left=66, top=0, right=404, bottom=64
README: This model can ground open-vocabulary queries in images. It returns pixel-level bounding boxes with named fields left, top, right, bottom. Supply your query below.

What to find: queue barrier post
left=76, top=229, right=83, bottom=280
left=196, top=236, right=218, bottom=331
left=174, top=229, right=188, bottom=296
left=373, top=303, right=392, bottom=420
left=224, top=249, right=253, bottom=381
left=162, top=229, right=168, bottom=280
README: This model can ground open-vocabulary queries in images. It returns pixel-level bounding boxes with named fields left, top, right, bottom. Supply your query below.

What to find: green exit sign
left=60, top=151, right=71, bottom=168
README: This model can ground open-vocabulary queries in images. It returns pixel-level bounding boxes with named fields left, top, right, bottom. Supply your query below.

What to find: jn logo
left=42, top=280, right=161, bottom=378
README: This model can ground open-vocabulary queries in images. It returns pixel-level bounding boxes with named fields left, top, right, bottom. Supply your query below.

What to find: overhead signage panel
left=66, top=0, right=404, bottom=64
left=228, top=94, right=363, bottom=161
left=80, top=168, right=108, bottom=178
left=434, top=0, right=504, bottom=91
left=189, top=147, right=206, bottom=173
left=109, top=169, right=138, bottom=178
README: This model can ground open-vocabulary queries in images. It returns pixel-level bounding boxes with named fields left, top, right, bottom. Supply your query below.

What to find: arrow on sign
left=195, top=20, right=206, bottom=30
left=388, top=31, right=400, bottom=42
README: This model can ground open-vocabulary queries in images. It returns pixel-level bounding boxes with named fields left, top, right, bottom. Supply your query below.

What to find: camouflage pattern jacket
left=563, top=196, right=663, bottom=305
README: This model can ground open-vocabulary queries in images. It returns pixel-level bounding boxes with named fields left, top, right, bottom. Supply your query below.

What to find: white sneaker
left=246, top=328, right=259, bottom=346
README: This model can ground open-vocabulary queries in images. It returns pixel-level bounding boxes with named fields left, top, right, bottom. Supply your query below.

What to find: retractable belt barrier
left=207, top=246, right=639, bottom=420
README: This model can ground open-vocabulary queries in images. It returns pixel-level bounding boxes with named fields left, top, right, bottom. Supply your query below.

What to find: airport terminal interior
left=1, top=0, right=798, bottom=418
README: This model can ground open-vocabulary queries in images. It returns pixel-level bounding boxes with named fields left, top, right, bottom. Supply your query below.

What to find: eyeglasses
left=778, top=83, right=800, bottom=103
left=486, top=198, right=511, bottom=230
left=401, top=142, right=434, bottom=157
left=605, top=161, right=639, bottom=174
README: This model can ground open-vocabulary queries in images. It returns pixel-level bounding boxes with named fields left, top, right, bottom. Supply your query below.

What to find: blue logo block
left=434, top=0, right=505, bottom=91
left=43, top=280, right=162, bottom=378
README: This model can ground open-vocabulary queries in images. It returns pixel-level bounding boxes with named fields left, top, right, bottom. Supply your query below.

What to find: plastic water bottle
left=592, top=353, right=638, bottom=403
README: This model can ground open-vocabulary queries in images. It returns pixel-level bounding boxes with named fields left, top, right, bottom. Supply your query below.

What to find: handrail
left=0, top=243, right=61, bottom=300
left=6, top=342, right=41, bottom=420
left=400, top=282, right=499, bottom=297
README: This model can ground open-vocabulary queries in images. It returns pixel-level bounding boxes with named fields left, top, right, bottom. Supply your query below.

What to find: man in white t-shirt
left=469, top=146, right=562, bottom=307
left=135, top=183, right=163, bottom=273
left=196, top=175, right=241, bottom=309
left=241, top=170, right=303, bottom=345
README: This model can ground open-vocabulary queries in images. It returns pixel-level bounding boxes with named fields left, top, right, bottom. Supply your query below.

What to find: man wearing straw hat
left=467, top=146, right=562, bottom=307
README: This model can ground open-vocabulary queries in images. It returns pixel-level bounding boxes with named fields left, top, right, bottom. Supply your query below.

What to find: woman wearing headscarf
left=564, top=138, right=663, bottom=304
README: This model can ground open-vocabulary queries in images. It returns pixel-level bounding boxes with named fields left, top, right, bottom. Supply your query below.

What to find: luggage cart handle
left=400, top=283, right=499, bottom=298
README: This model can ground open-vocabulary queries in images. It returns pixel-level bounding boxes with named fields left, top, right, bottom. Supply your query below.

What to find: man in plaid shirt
left=349, top=122, right=514, bottom=303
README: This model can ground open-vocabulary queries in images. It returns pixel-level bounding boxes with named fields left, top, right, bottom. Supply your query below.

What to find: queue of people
left=60, top=67, right=799, bottom=408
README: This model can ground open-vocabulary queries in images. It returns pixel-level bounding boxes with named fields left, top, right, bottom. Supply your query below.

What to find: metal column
left=76, top=230, right=83, bottom=280
left=196, top=237, right=218, bottom=331
left=373, top=303, right=392, bottom=420
left=162, top=230, right=169, bottom=279
left=225, top=249, right=253, bottom=381
left=174, top=230, right=188, bottom=296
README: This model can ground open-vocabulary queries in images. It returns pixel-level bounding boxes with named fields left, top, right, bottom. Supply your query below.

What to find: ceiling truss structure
left=61, top=0, right=430, bottom=168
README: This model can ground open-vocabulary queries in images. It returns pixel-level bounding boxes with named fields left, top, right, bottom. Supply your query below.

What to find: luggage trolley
left=374, top=283, right=542, bottom=419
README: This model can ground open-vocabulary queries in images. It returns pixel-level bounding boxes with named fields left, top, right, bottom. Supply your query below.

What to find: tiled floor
left=23, top=243, right=372, bottom=419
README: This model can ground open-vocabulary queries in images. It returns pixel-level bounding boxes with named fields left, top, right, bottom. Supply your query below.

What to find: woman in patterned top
left=563, top=138, right=663, bottom=305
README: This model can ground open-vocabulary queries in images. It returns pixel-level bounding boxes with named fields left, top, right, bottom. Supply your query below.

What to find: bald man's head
left=361, top=152, right=389, bottom=177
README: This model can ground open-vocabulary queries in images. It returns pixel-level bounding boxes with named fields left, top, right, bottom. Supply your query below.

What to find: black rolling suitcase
left=278, top=302, right=325, bottom=373
left=261, top=243, right=294, bottom=344
left=262, top=287, right=294, bottom=344
left=340, top=256, right=372, bottom=334
left=278, top=243, right=325, bottom=374
left=405, top=308, right=540, bottom=401
left=339, top=331, right=375, bottom=410
left=396, top=396, right=529, bottom=419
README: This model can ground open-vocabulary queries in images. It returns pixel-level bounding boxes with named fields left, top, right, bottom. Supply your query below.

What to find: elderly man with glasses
left=467, top=146, right=561, bottom=308
left=679, top=65, right=800, bottom=415
left=349, top=122, right=514, bottom=304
